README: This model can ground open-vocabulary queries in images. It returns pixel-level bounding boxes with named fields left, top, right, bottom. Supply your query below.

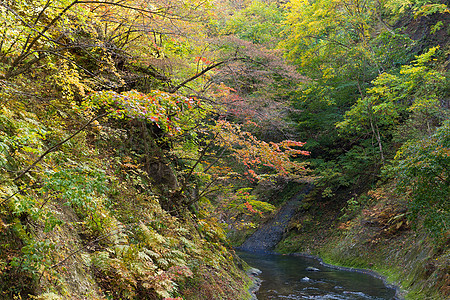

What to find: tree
left=337, top=47, right=448, bottom=165
left=0, top=0, right=215, bottom=91
left=281, top=0, right=382, bottom=80
left=194, top=1, right=306, bottom=142
left=280, top=0, right=414, bottom=158
left=389, top=120, right=450, bottom=238
left=212, top=119, right=310, bottom=181
left=222, top=0, right=284, bottom=47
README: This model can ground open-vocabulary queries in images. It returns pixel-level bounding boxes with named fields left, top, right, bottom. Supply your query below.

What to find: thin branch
left=24, top=0, right=79, bottom=54
left=194, top=176, right=223, bottom=204
left=33, top=0, right=53, bottom=26
left=0, top=189, right=21, bottom=207
left=79, top=1, right=164, bottom=14
left=0, top=183, right=42, bottom=207
left=48, top=222, right=136, bottom=270
left=0, top=2, right=64, bottom=51
left=167, top=58, right=244, bottom=93
left=201, top=148, right=226, bottom=175
left=13, top=113, right=107, bottom=182
left=39, top=49, right=117, bottom=88
left=179, top=138, right=214, bottom=194
left=6, top=0, right=79, bottom=75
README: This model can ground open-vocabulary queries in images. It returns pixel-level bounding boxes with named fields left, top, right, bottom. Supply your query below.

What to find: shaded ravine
left=237, top=185, right=313, bottom=252
left=236, top=185, right=403, bottom=299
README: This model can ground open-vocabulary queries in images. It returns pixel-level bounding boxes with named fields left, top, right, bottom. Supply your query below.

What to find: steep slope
left=0, top=105, right=252, bottom=299
left=238, top=185, right=312, bottom=252
left=276, top=183, right=449, bottom=299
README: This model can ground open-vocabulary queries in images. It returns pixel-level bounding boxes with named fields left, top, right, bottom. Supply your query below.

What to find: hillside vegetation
left=0, top=0, right=449, bottom=299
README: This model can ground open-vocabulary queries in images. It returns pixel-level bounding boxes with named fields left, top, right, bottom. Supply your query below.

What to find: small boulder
left=247, top=267, right=262, bottom=276
left=301, top=276, right=311, bottom=282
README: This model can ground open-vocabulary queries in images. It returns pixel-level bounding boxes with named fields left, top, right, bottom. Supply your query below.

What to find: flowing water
left=239, top=251, right=398, bottom=300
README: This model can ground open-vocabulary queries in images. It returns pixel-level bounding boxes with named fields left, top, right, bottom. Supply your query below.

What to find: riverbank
left=245, top=267, right=262, bottom=300
left=275, top=184, right=449, bottom=299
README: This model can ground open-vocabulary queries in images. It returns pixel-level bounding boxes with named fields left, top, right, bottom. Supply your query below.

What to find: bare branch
left=167, top=58, right=244, bottom=93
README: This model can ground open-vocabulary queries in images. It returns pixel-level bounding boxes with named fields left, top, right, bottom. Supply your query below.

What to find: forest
left=0, top=0, right=448, bottom=299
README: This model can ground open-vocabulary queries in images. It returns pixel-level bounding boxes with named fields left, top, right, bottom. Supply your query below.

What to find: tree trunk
left=368, top=102, right=385, bottom=166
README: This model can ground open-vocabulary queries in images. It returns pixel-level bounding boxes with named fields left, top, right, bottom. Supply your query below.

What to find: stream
left=236, top=187, right=399, bottom=299
left=238, top=251, right=398, bottom=300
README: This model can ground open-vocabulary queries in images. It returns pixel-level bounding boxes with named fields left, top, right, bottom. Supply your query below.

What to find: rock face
left=237, top=185, right=312, bottom=252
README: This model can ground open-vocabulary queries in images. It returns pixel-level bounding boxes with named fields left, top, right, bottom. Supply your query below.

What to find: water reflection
left=238, top=251, right=397, bottom=300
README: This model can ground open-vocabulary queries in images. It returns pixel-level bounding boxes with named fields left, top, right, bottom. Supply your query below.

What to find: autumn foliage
left=82, top=89, right=200, bottom=135
left=214, top=120, right=310, bottom=181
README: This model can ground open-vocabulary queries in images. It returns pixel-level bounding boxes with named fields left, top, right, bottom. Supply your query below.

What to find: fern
left=91, top=251, right=111, bottom=271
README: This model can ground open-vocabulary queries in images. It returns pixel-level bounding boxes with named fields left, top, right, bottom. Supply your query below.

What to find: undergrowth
left=0, top=99, right=251, bottom=299
left=275, top=183, right=449, bottom=300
